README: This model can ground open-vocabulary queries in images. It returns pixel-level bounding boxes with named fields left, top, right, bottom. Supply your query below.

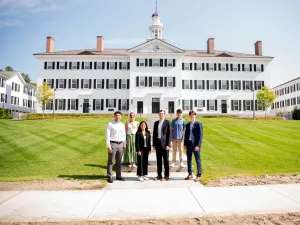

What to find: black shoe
left=107, top=178, right=113, bottom=183
left=116, top=177, right=125, bottom=181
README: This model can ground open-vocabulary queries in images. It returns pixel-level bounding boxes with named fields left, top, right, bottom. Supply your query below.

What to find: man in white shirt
left=106, top=111, right=126, bottom=183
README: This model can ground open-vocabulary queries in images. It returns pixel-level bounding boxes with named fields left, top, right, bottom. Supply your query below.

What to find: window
left=256, top=64, right=261, bottom=72
left=184, top=100, right=190, bottom=110
left=209, top=100, right=215, bottom=111
left=139, top=77, right=145, bottom=87
left=109, top=62, right=115, bottom=70
left=196, top=80, right=203, bottom=89
left=184, top=80, right=190, bottom=89
left=257, top=103, right=263, bottom=110
left=232, top=64, right=238, bottom=71
left=196, top=63, right=202, bottom=70
left=70, top=99, right=76, bottom=110
left=71, top=62, right=77, bottom=69
left=209, top=80, right=215, bottom=89
left=96, top=62, right=103, bottom=69
left=292, top=98, right=296, bottom=105
left=121, top=79, right=127, bottom=89
left=220, top=63, right=226, bottom=71
left=197, top=100, right=203, bottom=108
left=23, top=99, right=27, bottom=107
left=84, top=62, right=91, bottom=69
left=95, top=99, right=101, bottom=110
left=153, top=77, right=160, bottom=87
left=108, top=99, right=114, bottom=108
left=58, top=99, right=64, bottom=110
left=167, top=77, right=173, bottom=87
left=59, top=62, right=65, bottom=69
left=28, top=88, right=32, bottom=96
left=245, top=81, right=250, bottom=90
left=286, top=99, right=290, bottom=106
left=109, top=79, right=115, bottom=89
left=1, top=93, right=6, bottom=103
left=71, top=79, right=77, bottom=89
left=58, top=79, right=65, bottom=89
left=46, top=79, right=53, bottom=88
left=46, top=103, right=52, bottom=110
left=233, top=100, right=239, bottom=111
left=23, top=86, right=28, bottom=94
left=208, top=63, right=214, bottom=71
left=121, top=99, right=127, bottom=110
left=139, top=59, right=145, bottom=67
left=245, top=100, right=251, bottom=111
left=221, top=80, right=227, bottom=90
left=233, top=81, right=239, bottom=90
left=121, top=62, right=127, bottom=69
left=184, top=63, right=190, bottom=70
left=28, top=100, right=32, bottom=108
left=256, top=81, right=262, bottom=90
left=152, top=59, right=160, bottom=67
left=96, top=79, right=102, bottom=89
left=298, top=97, right=300, bottom=104
left=83, top=79, right=89, bottom=89
left=167, top=59, right=173, bottom=67
left=47, top=62, right=53, bottom=69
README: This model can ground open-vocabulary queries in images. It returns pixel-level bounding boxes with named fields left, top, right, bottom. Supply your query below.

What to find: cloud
left=0, top=18, right=20, bottom=27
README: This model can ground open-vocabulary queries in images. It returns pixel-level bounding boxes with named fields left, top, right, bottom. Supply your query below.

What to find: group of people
left=106, top=109, right=203, bottom=183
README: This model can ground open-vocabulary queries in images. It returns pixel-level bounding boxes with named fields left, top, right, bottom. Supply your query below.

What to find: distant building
left=0, top=71, right=37, bottom=113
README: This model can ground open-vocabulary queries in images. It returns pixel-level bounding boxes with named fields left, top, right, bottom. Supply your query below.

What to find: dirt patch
left=207, top=174, right=300, bottom=187
left=0, top=179, right=105, bottom=191
left=1, top=213, right=299, bottom=225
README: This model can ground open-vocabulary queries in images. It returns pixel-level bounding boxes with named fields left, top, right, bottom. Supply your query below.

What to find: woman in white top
left=123, top=112, right=139, bottom=167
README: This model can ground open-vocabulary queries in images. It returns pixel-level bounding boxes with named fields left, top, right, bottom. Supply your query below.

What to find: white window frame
left=209, top=100, right=215, bottom=111
left=109, top=79, right=115, bottom=89
left=232, top=64, right=238, bottom=71
left=152, top=59, right=160, bottom=67
left=196, top=63, right=202, bottom=70
left=184, top=100, right=190, bottom=110
left=58, top=99, right=64, bottom=110
left=184, top=63, right=190, bottom=70
left=196, top=80, right=203, bottom=89
left=245, top=100, right=251, bottom=111
left=221, top=63, right=226, bottom=71
left=167, top=77, right=173, bottom=87
left=108, top=99, right=114, bottom=108
left=83, top=79, right=89, bottom=89
left=47, top=62, right=53, bottom=69
left=96, top=79, right=102, bottom=89
left=96, top=62, right=102, bottom=69
left=84, top=62, right=91, bottom=69
left=221, top=80, right=227, bottom=90
left=256, top=64, right=261, bottom=72
left=121, top=79, right=127, bottom=89
left=46, top=103, right=51, bottom=110
left=257, top=102, right=263, bottom=111
left=95, top=99, right=101, bottom=110
left=153, top=77, right=160, bottom=87
left=58, top=79, right=64, bottom=89
left=0, top=93, right=5, bottom=103
left=28, top=88, right=32, bottom=96
left=184, top=80, right=190, bottom=89
left=59, top=62, right=65, bottom=69
left=109, top=62, right=116, bottom=70
left=28, top=100, right=32, bottom=108
left=292, top=98, right=296, bottom=105
left=139, top=59, right=145, bottom=67
left=121, top=62, right=127, bottom=69
left=208, top=63, right=214, bottom=71
left=245, top=81, right=250, bottom=90
left=23, top=99, right=27, bottom=107
left=121, top=99, right=127, bottom=110
left=71, top=79, right=77, bottom=89
left=71, top=62, right=77, bottom=69
left=139, top=77, right=145, bottom=87
left=197, top=100, right=203, bottom=108
left=256, top=81, right=262, bottom=90
left=244, top=65, right=250, bottom=71
left=233, top=100, right=239, bottom=111
left=70, top=99, right=76, bottom=110
left=46, top=79, right=52, bottom=88
left=167, top=59, right=173, bottom=67
left=209, top=80, right=215, bottom=90
left=233, top=81, right=239, bottom=90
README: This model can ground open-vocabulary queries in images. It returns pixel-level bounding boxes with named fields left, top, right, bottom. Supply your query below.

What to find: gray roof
left=0, top=71, right=18, bottom=78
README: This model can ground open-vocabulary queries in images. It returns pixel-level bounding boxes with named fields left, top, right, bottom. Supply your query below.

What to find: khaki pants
left=172, top=139, right=183, bottom=162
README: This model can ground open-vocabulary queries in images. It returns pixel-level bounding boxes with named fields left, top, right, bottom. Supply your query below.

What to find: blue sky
left=0, top=0, right=299, bottom=87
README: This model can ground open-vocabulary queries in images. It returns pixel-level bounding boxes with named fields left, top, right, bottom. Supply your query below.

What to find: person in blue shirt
left=184, top=110, right=203, bottom=182
left=170, top=109, right=186, bottom=168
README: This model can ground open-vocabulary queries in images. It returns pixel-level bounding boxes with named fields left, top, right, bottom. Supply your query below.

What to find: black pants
left=137, top=147, right=149, bottom=176
left=155, top=140, right=169, bottom=178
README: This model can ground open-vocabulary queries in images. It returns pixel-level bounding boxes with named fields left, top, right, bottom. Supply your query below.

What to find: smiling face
left=129, top=113, right=135, bottom=121
left=140, top=122, right=146, bottom=131
left=158, top=111, right=165, bottom=120
left=114, top=113, right=122, bottom=122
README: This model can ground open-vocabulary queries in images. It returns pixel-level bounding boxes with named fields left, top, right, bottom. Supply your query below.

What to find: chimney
left=207, top=38, right=215, bottom=54
left=46, top=37, right=54, bottom=53
left=96, top=36, right=104, bottom=52
left=255, top=41, right=262, bottom=56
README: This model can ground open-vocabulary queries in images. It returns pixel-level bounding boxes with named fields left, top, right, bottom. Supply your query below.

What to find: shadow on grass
left=84, top=164, right=107, bottom=169
left=58, top=175, right=107, bottom=180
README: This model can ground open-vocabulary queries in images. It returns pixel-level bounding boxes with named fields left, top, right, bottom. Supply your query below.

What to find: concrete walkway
left=0, top=184, right=300, bottom=222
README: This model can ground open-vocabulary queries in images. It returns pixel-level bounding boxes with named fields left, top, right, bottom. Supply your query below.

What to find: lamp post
left=52, top=88, right=56, bottom=119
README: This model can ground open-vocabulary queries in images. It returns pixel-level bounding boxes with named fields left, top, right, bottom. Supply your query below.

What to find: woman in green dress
left=123, top=112, right=139, bottom=167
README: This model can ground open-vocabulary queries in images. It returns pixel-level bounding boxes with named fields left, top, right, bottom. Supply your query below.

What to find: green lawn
left=0, top=118, right=299, bottom=184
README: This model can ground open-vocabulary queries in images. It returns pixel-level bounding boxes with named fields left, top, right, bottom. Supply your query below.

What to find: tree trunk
left=265, top=110, right=267, bottom=120
left=43, top=109, right=44, bottom=120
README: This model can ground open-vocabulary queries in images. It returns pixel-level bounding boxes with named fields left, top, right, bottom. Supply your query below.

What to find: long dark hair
left=137, top=121, right=149, bottom=133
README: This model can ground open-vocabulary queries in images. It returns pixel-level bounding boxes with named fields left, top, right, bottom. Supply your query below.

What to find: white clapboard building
left=34, top=9, right=273, bottom=115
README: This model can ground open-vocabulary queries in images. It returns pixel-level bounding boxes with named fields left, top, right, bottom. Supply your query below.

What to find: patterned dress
left=122, top=121, right=138, bottom=164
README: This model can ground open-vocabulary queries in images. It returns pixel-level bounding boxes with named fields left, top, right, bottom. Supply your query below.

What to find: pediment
left=77, top=50, right=95, bottom=55
left=216, top=52, right=233, bottom=57
left=127, top=39, right=185, bottom=53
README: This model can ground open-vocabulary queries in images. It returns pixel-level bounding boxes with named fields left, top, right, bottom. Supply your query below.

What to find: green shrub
left=0, top=109, right=12, bottom=119
left=292, top=107, right=300, bottom=120
left=25, top=113, right=127, bottom=120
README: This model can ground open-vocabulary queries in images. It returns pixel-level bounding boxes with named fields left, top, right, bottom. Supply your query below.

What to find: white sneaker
left=132, top=163, right=137, bottom=168
left=137, top=176, right=144, bottom=182
left=129, top=164, right=132, bottom=168
left=143, top=176, right=149, bottom=181
left=170, top=162, right=175, bottom=167
left=180, top=162, right=185, bottom=167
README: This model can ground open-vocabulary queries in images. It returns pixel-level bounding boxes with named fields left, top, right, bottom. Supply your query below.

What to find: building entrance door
left=152, top=98, right=160, bottom=114
left=137, top=101, right=143, bottom=114
left=83, top=99, right=89, bottom=113
left=168, top=101, right=174, bottom=114
left=221, top=100, right=227, bottom=114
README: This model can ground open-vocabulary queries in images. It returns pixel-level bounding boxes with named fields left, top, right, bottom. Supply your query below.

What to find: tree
left=5, top=66, right=14, bottom=71
left=256, top=86, right=278, bottom=120
left=0, top=69, right=3, bottom=71
left=22, top=73, right=31, bottom=83
left=36, top=82, right=54, bottom=119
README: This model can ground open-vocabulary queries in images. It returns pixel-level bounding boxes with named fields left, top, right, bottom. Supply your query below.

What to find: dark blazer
left=184, top=121, right=203, bottom=148
left=135, top=131, right=151, bottom=152
left=153, top=120, right=171, bottom=148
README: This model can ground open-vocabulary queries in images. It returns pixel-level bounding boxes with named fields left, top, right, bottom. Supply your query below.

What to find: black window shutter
left=173, top=59, right=175, bottom=67
left=68, top=79, right=71, bottom=89
left=203, top=100, right=205, bottom=107
left=64, top=62, right=67, bottom=70
left=69, top=62, right=72, bottom=69
left=118, top=99, right=121, bottom=110
left=81, top=62, right=84, bottom=70
left=238, top=64, right=240, bottom=71
left=194, top=100, right=197, bottom=107
left=190, top=63, right=193, bottom=70
left=255, top=81, right=257, bottom=90
left=81, top=79, right=83, bottom=89
left=127, top=79, right=130, bottom=89
left=77, top=62, right=80, bottom=69
left=202, top=63, right=205, bottom=71
left=115, top=62, right=117, bottom=70
left=102, top=62, right=105, bottom=69
left=215, top=100, right=218, bottom=111
left=182, top=100, right=185, bottom=109
left=214, top=80, right=217, bottom=90
left=190, top=80, right=193, bottom=89
left=56, top=62, right=59, bottom=70
left=227, top=80, right=229, bottom=90
left=164, top=59, right=167, bottom=67
left=230, top=64, right=233, bottom=71
left=261, top=64, right=264, bottom=72
left=231, top=80, right=233, bottom=90
left=89, top=79, right=92, bottom=89
left=173, top=77, right=175, bottom=87
left=190, top=100, right=193, bottom=110
left=68, top=99, right=70, bottom=110
left=160, top=77, right=163, bottom=87
left=242, top=64, right=245, bottom=71
left=218, top=63, right=221, bottom=71
left=219, top=80, right=221, bottom=90
left=102, top=79, right=104, bottom=89
left=262, top=81, right=265, bottom=87
left=207, top=100, right=209, bottom=111
left=207, top=80, right=209, bottom=90
left=106, top=79, right=109, bottom=89
left=101, top=99, right=104, bottom=110
left=107, top=62, right=109, bottom=70
left=119, top=79, right=121, bottom=89
left=77, top=79, right=79, bottom=89
left=254, top=64, right=257, bottom=72
left=127, top=62, right=130, bottom=70
left=114, top=79, right=117, bottom=89
left=160, top=59, right=164, bottom=67
left=182, top=63, right=184, bottom=70
left=136, top=77, right=139, bottom=87
left=94, top=62, right=97, bottom=70
left=56, top=79, right=58, bottom=89
left=239, top=81, right=241, bottom=90
left=149, top=77, right=152, bottom=87
left=243, top=100, right=246, bottom=111
left=93, top=99, right=95, bottom=110
left=206, top=63, right=209, bottom=71
left=255, top=100, right=258, bottom=111
left=114, top=99, right=116, bottom=108
left=55, top=99, right=58, bottom=110
left=164, top=77, right=167, bottom=87
left=149, top=59, right=152, bottom=67
left=136, top=58, right=139, bottom=67
left=127, top=99, right=129, bottom=110
left=214, top=63, right=217, bottom=71
left=145, top=59, right=148, bottom=67
left=250, top=64, right=252, bottom=72
left=226, top=64, right=229, bottom=71
left=94, top=79, right=96, bottom=89
left=51, top=79, right=54, bottom=88
left=202, top=80, right=205, bottom=89
left=145, top=77, right=148, bottom=87
left=251, top=100, right=253, bottom=111
left=194, top=63, right=197, bottom=71
left=106, top=99, right=108, bottom=108
left=239, top=100, right=241, bottom=111
left=182, top=80, right=184, bottom=89
left=63, top=99, right=66, bottom=110
left=119, top=62, right=122, bottom=70
left=243, top=81, right=245, bottom=90
left=194, top=80, right=197, bottom=90
left=231, top=100, right=234, bottom=111
left=44, top=62, right=47, bottom=70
